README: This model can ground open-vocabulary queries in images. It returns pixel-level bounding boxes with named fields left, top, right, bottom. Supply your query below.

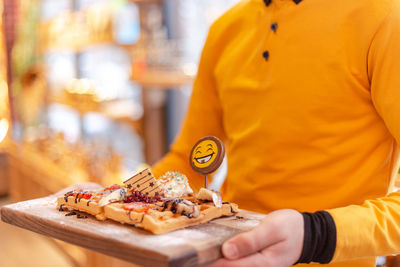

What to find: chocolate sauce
left=222, top=202, right=236, bottom=213
left=64, top=191, right=73, bottom=202
left=65, top=211, right=76, bottom=216
left=171, top=206, right=177, bottom=214
left=161, top=201, right=170, bottom=212
left=161, top=205, right=167, bottom=212
left=128, top=210, right=132, bottom=221
left=139, top=214, right=145, bottom=223
left=77, top=214, right=88, bottom=219
left=59, top=204, right=65, bottom=211
left=87, top=200, right=92, bottom=206
left=74, top=194, right=79, bottom=203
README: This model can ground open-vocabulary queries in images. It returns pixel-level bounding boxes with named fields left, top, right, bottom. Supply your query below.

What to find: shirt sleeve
left=327, top=3, right=400, bottom=261
left=151, top=24, right=227, bottom=191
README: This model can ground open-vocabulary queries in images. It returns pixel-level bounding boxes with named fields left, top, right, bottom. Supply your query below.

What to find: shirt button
left=270, top=23, right=278, bottom=32
left=262, top=51, right=269, bottom=60
left=263, top=0, right=272, bottom=6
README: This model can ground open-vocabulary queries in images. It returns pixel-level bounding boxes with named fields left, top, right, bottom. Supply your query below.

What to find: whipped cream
left=157, top=171, right=193, bottom=198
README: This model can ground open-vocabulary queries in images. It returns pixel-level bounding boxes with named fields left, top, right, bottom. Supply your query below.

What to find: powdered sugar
left=2, top=196, right=265, bottom=261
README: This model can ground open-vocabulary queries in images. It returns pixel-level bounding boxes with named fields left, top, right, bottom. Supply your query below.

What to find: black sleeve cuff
left=295, top=211, right=337, bottom=264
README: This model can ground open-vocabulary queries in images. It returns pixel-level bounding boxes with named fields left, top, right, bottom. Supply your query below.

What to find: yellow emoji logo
left=192, top=139, right=218, bottom=169
left=190, top=136, right=224, bottom=175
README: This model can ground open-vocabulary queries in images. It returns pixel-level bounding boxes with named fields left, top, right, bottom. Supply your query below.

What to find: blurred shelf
left=7, top=141, right=83, bottom=201
left=49, top=94, right=143, bottom=137
left=131, top=70, right=194, bottom=88
left=41, top=41, right=114, bottom=54
left=128, top=0, right=163, bottom=3
left=40, top=38, right=138, bottom=54
left=50, top=93, right=101, bottom=114
left=0, top=152, right=8, bottom=196
left=50, top=94, right=140, bottom=119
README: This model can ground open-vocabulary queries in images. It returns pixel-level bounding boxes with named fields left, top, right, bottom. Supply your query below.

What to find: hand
left=207, top=209, right=304, bottom=267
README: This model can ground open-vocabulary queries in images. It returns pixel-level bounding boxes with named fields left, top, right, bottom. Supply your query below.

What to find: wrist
left=295, top=211, right=337, bottom=264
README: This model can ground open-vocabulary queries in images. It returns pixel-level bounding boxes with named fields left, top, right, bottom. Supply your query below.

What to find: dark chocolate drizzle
left=128, top=210, right=132, bottom=221
left=222, top=202, right=236, bottom=214
left=58, top=204, right=65, bottom=211
left=64, top=191, right=74, bottom=202
left=139, top=214, right=145, bottom=223
left=65, top=211, right=76, bottom=216
left=162, top=199, right=176, bottom=211
left=161, top=202, right=168, bottom=212
left=171, top=206, right=177, bottom=214
left=160, top=199, right=200, bottom=218
left=77, top=214, right=88, bottom=219
left=230, top=205, right=236, bottom=213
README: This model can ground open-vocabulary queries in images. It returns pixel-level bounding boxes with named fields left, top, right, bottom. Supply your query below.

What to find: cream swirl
left=157, top=171, right=193, bottom=198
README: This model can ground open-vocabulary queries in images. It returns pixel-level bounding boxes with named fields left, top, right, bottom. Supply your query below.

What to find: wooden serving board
left=0, top=196, right=266, bottom=267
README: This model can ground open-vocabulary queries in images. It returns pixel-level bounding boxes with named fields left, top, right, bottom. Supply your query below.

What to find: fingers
left=204, top=253, right=265, bottom=267
left=222, top=216, right=283, bottom=260
left=211, top=210, right=304, bottom=267
left=204, top=247, right=292, bottom=267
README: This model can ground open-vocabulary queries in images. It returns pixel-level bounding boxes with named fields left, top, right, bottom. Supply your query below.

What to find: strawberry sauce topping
left=123, top=202, right=150, bottom=213
left=105, top=184, right=121, bottom=191
left=123, top=191, right=161, bottom=203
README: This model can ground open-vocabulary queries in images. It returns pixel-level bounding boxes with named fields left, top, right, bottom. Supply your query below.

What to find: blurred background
left=0, top=1, right=394, bottom=267
left=0, top=0, right=238, bottom=266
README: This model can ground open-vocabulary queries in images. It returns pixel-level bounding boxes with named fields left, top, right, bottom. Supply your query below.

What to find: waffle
left=104, top=200, right=238, bottom=234
left=57, top=187, right=238, bottom=234
left=57, top=184, right=123, bottom=220
left=57, top=195, right=103, bottom=218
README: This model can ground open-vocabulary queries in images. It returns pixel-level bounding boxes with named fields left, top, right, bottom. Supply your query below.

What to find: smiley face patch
left=190, top=136, right=224, bottom=175
left=192, top=139, right=217, bottom=168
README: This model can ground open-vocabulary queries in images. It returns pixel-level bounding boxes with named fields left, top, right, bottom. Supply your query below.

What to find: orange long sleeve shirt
left=152, top=0, right=400, bottom=266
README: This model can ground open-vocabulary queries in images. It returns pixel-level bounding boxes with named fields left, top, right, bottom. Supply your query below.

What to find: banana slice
left=196, top=188, right=222, bottom=208
left=98, top=188, right=127, bottom=207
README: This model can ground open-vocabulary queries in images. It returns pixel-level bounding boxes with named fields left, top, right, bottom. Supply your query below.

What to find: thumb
left=222, top=218, right=283, bottom=260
